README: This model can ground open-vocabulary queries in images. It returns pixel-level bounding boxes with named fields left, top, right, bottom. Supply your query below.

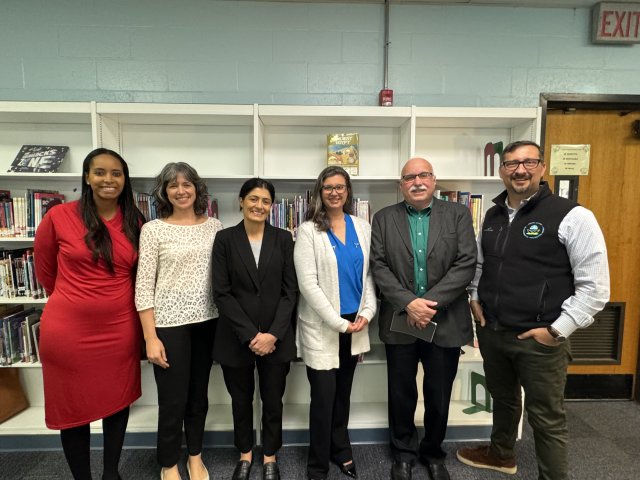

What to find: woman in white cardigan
left=294, top=166, right=377, bottom=480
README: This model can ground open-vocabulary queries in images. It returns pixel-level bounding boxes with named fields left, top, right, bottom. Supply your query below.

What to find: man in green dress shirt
left=370, top=158, right=477, bottom=480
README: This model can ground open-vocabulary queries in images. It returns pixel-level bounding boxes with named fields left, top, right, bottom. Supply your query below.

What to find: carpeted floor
left=1, top=401, right=639, bottom=479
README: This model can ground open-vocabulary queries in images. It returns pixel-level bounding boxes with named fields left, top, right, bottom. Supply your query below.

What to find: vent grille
left=569, top=303, right=624, bottom=365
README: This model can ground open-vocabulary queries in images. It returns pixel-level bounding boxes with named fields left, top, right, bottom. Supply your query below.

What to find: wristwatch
left=547, top=326, right=566, bottom=344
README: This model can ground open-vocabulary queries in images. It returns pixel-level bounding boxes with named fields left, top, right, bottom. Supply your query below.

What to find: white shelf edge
left=0, top=297, right=47, bottom=305
left=0, top=101, right=92, bottom=115
left=0, top=237, right=35, bottom=242
left=0, top=362, right=41, bottom=369
left=0, top=404, right=235, bottom=435
left=0, top=172, right=81, bottom=180
left=96, top=102, right=254, bottom=117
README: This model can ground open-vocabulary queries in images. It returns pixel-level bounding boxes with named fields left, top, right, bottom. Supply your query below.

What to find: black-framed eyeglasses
left=401, top=171, right=434, bottom=183
left=501, top=158, right=542, bottom=172
left=322, top=184, right=347, bottom=193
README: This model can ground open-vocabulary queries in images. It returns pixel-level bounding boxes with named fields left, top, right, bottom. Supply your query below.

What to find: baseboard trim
left=0, top=425, right=493, bottom=451
left=565, top=374, right=633, bottom=399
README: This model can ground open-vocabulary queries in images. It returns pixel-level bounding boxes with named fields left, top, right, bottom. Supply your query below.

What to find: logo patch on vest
left=523, top=222, right=544, bottom=239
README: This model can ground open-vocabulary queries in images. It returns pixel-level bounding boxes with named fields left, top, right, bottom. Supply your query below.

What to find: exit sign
left=592, top=2, right=640, bottom=44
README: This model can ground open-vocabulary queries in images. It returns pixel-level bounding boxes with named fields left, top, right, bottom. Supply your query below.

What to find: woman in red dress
left=35, top=148, right=145, bottom=480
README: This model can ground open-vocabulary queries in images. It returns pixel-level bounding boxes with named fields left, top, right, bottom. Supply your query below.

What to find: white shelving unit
left=0, top=101, right=539, bottom=448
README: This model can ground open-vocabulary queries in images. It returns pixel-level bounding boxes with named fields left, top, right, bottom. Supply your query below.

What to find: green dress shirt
left=405, top=202, right=431, bottom=296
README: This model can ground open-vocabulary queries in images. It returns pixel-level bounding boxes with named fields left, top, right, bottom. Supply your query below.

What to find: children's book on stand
left=327, top=133, right=359, bottom=176
left=8, top=145, right=69, bottom=173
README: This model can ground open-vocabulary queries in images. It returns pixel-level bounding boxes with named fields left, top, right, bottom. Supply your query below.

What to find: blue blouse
left=327, top=214, right=364, bottom=315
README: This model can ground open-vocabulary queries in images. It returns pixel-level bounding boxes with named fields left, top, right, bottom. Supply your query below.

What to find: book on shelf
left=269, top=192, right=310, bottom=239
left=352, top=198, right=371, bottom=223
left=33, top=191, right=65, bottom=235
left=31, top=320, right=41, bottom=364
left=207, top=197, right=219, bottom=219
left=0, top=198, right=15, bottom=237
left=435, top=190, right=484, bottom=237
left=22, top=311, right=41, bottom=363
left=0, top=190, right=65, bottom=238
left=26, top=189, right=61, bottom=237
left=0, top=307, right=38, bottom=366
left=134, top=192, right=154, bottom=221
left=8, top=145, right=69, bottom=173
left=0, top=305, right=23, bottom=366
left=327, top=133, right=359, bottom=176
left=0, top=249, right=47, bottom=300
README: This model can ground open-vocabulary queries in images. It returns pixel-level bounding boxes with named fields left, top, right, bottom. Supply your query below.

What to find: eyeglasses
left=322, top=184, right=347, bottom=193
left=401, top=171, right=434, bottom=183
left=501, top=158, right=542, bottom=172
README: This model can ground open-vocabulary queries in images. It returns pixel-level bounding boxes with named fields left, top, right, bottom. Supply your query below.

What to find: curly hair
left=152, top=162, right=209, bottom=218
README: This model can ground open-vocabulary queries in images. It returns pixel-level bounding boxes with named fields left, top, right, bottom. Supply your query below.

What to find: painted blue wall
left=0, top=0, right=638, bottom=107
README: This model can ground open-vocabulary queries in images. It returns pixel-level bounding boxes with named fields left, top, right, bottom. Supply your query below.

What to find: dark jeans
left=477, top=324, right=570, bottom=480
left=306, top=313, right=359, bottom=479
left=221, top=359, right=291, bottom=457
left=385, top=341, right=460, bottom=465
left=153, top=319, right=215, bottom=467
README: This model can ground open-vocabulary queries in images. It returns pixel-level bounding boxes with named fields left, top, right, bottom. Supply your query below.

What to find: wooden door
left=545, top=109, right=640, bottom=380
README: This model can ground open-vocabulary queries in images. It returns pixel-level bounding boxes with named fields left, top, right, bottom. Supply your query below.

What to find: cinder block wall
left=0, top=1, right=638, bottom=106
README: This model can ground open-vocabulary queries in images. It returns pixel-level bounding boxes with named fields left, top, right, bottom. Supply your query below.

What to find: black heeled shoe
left=231, top=460, right=252, bottom=480
left=339, top=461, right=357, bottom=479
left=263, top=461, right=280, bottom=480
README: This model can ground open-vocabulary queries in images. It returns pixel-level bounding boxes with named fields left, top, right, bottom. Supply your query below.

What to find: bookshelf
left=0, top=101, right=539, bottom=448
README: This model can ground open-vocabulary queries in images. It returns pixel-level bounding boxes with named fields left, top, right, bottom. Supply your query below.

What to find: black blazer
left=212, top=221, right=298, bottom=367
left=370, top=199, right=477, bottom=348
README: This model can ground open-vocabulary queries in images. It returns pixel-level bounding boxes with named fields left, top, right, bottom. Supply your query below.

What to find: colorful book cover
left=8, top=145, right=69, bottom=173
left=327, top=133, right=359, bottom=176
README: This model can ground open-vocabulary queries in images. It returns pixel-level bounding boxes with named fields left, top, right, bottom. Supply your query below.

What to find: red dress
left=34, top=201, right=142, bottom=430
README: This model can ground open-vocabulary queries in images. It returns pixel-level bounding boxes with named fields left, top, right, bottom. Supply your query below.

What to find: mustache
left=410, top=185, right=428, bottom=193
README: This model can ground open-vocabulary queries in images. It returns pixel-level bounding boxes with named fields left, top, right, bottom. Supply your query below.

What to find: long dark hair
left=305, top=166, right=354, bottom=232
left=152, top=162, right=209, bottom=218
left=81, top=148, right=144, bottom=274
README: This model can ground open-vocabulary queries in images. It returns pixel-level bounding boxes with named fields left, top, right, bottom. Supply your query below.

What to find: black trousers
left=221, top=359, right=291, bottom=457
left=60, top=406, right=130, bottom=480
left=153, top=319, right=215, bottom=467
left=306, top=315, right=359, bottom=479
left=385, top=341, right=460, bottom=464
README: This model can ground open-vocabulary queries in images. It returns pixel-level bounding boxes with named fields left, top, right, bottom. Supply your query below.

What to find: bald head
left=399, top=157, right=437, bottom=210
left=401, top=157, right=434, bottom=178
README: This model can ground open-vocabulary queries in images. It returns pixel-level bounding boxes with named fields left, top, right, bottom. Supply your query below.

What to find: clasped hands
left=345, top=315, right=369, bottom=334
left=250, top=332, right=277, bottom=356
left=405, top=298, right=438, bottom=330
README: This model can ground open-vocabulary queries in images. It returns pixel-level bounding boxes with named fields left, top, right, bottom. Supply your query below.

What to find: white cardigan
left=294, top=216, right=377, bottom=370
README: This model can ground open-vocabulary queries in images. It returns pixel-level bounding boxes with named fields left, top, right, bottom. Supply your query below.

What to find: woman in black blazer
left=212, top=178, right=298, bottom=480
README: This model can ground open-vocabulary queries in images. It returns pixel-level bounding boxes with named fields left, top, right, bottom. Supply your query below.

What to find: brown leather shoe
left=456, top=445, right=517, bottom=474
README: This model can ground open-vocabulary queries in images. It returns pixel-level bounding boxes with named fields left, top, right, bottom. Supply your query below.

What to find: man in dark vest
left=456, top=141, right=610, bottom=480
